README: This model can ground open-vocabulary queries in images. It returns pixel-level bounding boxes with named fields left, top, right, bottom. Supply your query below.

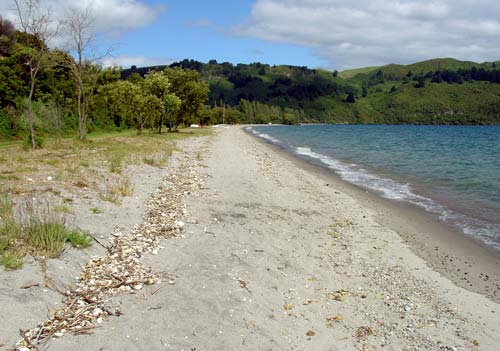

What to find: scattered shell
left=175, top=220, right=185, bottom=229
left=15, top=149, right=207, bottom=350
left=355, top=326, right=375, bottom=339
left=326, top=315, right=344, bottom=322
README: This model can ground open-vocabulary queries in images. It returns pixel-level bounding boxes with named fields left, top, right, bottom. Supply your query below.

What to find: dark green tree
left=346, top=92, right=356, bottom=103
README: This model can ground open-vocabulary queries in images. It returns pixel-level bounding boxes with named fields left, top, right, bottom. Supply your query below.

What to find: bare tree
left=63, top=5, right=96, bottom=141
left=13, top=0, right=57, bottom=148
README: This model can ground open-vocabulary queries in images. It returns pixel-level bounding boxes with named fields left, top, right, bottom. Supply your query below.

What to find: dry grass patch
left=0, top=128, right=212, bottom=269
left=99, top=176, right=134, bottom=205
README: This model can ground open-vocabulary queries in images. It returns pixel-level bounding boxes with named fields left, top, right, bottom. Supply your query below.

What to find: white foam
left=295, top=146, right=444, bottom=211
left=246, top=127, right=281, bottom=143
left=294, top=146, right=500, bottom=250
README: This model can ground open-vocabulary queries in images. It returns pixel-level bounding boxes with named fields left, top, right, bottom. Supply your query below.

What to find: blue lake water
left=246, top=125, right=500, bottom=251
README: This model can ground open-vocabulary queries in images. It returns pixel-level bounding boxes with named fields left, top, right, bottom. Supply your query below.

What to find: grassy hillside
left=339, top=66, right=381, bottom=79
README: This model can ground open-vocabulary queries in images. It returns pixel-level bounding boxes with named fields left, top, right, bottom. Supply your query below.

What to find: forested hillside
left=123, top=58, right=500, bottom=125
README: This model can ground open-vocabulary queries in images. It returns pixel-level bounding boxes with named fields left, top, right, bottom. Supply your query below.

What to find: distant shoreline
left=246, top=125, right=500, bottom=303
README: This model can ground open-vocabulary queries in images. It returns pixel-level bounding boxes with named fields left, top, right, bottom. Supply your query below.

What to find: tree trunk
left=77, top=80, right=86, bottom=141
left=158, top=116, right=162, bottom=134
left=28, top=77, right=36, bottom=148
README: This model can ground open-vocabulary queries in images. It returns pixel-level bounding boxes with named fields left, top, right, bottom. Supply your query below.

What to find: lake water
left=246, top=125, right=500, bottom=251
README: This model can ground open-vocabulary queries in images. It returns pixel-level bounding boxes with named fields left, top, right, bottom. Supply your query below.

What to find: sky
left=2, top=0, right=500, bottom=70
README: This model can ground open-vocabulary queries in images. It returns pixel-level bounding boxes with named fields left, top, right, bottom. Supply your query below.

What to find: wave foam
left=246, top=127, right=281, bottom=143
left=294, top=146, right=500, bottom=249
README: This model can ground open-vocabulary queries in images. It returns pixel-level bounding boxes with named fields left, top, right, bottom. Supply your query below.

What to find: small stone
left=306, top=330, right=316, bottom=337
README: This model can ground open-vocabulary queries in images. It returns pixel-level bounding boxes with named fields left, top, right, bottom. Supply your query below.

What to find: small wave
left=246, top=127, right=281, bottom=143
left=294, top=146, right=500, bottom=250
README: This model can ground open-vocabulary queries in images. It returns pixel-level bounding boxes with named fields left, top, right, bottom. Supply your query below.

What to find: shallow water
left=247, top=125, right=500, bottom=251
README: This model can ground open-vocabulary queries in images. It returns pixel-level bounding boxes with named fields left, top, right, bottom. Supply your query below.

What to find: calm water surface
left=247, top=125, right=500, bottom=251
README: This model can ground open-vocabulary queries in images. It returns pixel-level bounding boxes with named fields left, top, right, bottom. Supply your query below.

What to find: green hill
left=339, top=66, right=380, bottom=79
left=347, top=58, right=497, bottom=83
left=121, top=58, right=500, bottom=125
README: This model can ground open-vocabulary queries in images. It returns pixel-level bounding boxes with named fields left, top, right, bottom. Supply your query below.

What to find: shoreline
left=30, top=125, right=500, bottom=350
left=247, top=127, right=500, bottom=303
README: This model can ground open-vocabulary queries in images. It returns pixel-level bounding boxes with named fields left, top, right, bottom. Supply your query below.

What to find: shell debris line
left=15, top=150, right=207, bottom=350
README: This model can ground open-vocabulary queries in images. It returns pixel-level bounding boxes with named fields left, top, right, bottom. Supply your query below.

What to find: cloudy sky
left=2, top=0, right=500, bottom=69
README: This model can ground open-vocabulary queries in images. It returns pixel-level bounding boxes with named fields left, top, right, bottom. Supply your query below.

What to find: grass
left=66, top=230, right=93, bottom=248
left=0, top=127, right=212, bottom=269
left=142, top=150, right=172, bottom=167
left=0, top=196, right=93, bottom=269
left=99, top=176, right=134, bottom=204
left=54, top=204, right=72, bottom=214
left=0, top=174, right=20, bottom=181
left=90, top=207, right=103, bottom=214
left=25, top=220, right=71, bottom=257
left=0, top=251, right=24, bottom=270
left=109, top=153, right=124, bottom=173
left=116, top=177, right=133, bottom=196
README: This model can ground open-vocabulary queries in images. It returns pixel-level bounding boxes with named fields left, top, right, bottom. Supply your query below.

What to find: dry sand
left=2, top=126, right=500, bottom=350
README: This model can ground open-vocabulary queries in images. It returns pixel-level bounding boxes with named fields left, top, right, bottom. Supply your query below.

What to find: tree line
left=0, top=3, right=209, bottom=146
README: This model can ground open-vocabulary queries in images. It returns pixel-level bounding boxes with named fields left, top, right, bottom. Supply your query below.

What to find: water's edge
left=245, top=125, right=500, bottom=253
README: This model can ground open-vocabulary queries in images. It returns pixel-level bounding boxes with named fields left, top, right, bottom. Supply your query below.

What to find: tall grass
left=0, top=197, right=92, bottom=269
left=109, top=153, right=124, bottom=173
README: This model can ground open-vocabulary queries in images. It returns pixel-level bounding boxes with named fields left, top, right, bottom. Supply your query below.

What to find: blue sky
left=103, top=0, right=326, bottom=68
left=3, top=0, right=500, bottom=70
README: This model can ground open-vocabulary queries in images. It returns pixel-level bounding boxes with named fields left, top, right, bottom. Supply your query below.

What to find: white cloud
left=101, top=55, right=173, bottom=68
left=234, top=0, right=500, bottom=68
left=1, top=0, right=162, bottom=35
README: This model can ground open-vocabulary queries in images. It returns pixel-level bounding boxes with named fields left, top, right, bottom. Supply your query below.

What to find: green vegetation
left=0, top=15, right=209, bottom=144
left=2, top=11, right=499, bottom=133
left=338, top=66, right=381, bottom=79
left=0, top=195, right=92, bottom=269
left=122, top=57, right=500, bottom=125
left=54, top=204, right=72, bottom=214
left=66, top=230, right=93, bottom=249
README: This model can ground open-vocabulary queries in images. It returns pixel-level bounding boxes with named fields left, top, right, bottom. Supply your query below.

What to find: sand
left=2, top=126, right=500, bottom=350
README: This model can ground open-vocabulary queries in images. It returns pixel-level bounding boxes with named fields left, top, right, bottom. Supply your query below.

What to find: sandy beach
left=2, top=126, right=500, bottom=350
